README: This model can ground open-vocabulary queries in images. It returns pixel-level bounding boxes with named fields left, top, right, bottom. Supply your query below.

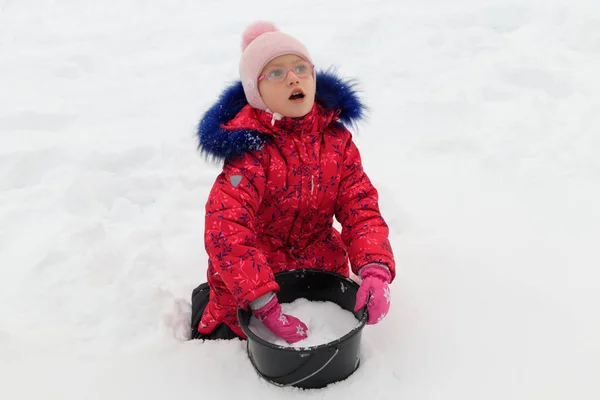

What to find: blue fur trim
left=315, top=67, right=366, bottom=128
left=196, top=81, right=268, bottom=163
left=196, top=69, right=366, bottom=163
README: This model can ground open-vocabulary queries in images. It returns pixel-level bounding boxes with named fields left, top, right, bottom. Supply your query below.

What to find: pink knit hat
left=239, top=21, right=314, bottom=111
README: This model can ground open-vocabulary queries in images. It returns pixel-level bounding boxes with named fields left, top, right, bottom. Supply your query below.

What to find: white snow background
left=1, top=0, right=599, bottom=398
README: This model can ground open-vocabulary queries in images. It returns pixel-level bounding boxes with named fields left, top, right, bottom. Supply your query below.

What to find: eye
left=294, top=63, right=308, bottom=74
left=267, top=68, right=285, bottom=79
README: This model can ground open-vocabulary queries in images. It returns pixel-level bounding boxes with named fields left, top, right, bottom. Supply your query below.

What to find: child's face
left=258, top=54, right=315, bottom=118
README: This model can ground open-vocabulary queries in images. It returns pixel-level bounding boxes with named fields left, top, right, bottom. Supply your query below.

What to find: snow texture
left=248, top=299, right=360, bottom=348
left=1, top=0, right=600, bottom=399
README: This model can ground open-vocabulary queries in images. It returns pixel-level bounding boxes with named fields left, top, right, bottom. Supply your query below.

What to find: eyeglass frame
left=257, top=61, right=315, bottom=83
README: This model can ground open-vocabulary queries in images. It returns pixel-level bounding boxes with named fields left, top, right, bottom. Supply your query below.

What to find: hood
left=196, top=69, right=367, bottom=164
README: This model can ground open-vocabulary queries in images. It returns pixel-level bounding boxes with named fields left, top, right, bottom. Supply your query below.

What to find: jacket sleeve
left=334, top=135, right=396, bottom=281
left=204, top=153, right=279, bottom=310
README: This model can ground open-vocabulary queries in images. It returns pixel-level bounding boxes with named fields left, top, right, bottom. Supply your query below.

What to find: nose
left=286, top=71, right=300, bottom=85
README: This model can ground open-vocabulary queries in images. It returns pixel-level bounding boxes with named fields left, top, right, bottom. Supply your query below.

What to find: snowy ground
left=1, top=0, right=600, bottom=398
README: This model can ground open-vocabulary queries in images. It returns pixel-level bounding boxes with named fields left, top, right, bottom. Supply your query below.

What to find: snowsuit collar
left=196, top=69, right=367, bottom=164
left=221, top=102, right=339, bottom=138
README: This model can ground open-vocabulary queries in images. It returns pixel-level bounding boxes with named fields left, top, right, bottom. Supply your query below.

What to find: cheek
left=259, top=84, right=285, bottom=105
left=305, top=80, right=316, bottom=99
left=306, top=87, right=316, bottom=104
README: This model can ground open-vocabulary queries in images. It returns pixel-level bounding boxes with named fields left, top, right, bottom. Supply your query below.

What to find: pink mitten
left=252, top=294, right=308, bottom=344
left=354, top=264, right=392, bottom=325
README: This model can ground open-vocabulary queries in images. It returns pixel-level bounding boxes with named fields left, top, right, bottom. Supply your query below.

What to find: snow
left=1, top=0, right=600, bottom=398
left=248, top=299, right=361, bottom=348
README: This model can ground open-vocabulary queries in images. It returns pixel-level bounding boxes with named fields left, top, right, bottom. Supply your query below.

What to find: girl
left=190, top=21, right=396, bottom=343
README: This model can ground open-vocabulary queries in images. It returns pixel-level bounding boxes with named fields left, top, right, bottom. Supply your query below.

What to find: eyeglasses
left=258, top=61, right=314, bottom=83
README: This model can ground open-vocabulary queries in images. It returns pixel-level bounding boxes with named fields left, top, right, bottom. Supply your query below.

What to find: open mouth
left=289, top=90, right=305, bottom=101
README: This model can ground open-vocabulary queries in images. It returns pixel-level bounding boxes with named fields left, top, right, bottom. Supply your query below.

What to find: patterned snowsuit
left=195, top=71, right=396, bottom=338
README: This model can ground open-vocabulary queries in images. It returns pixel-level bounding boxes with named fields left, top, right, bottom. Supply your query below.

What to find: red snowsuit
left=195, top=71, right=396, bottom=338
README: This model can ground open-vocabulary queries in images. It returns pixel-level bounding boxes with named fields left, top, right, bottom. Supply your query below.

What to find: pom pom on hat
left=241, top=21, right=279, bottom=52
left=239, top=21, right=313, bottom=111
